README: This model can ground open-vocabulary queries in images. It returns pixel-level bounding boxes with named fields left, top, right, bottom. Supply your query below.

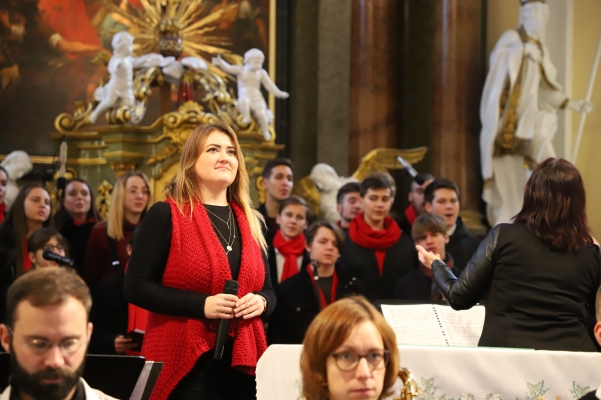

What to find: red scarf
left=73, top=216, right=96, bottom=226
left=273, top=230, right=305, bottom=282
left=0, top=202, right=5, bottom=223
left=23, top=241, right=32, bottom=272
left=349, top=213, right=401, bottom=275
left=404, top=204, right=416, bottom=226
left=306, top=264, right=338, bottom=309
left=142, top=199, right=266, bottom=400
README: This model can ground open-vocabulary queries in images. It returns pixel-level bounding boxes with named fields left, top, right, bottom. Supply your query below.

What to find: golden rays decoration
left=98, top=0, right=240, bottom=77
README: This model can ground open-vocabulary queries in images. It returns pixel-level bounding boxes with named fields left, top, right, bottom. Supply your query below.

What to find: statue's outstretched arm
left=259, top=70, right=289, bottom=98
left=211, top=55, right=241, bottom=75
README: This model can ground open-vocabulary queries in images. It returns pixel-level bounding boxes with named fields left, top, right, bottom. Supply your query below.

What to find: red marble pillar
left=349, top=0, right=400, bottom=173
left=432, top=0, right=484, bottom=217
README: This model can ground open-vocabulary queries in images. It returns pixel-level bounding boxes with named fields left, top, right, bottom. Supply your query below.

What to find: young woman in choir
left=300, top=296, right=400, bottom=400
left=26, top=227, right=69, bottom=269
left=125, top=122, right=275, bottom=400
left=268, top=220, right=366, bottom=344
left=0, top=166, right=8, bottom=223
left=0, top=184, right=52, bottom=322
left=83, top=170, right=151, bottom=289
left=417, top=158, right=601, bottom=352
left=54, top=178, right=102, bottom=276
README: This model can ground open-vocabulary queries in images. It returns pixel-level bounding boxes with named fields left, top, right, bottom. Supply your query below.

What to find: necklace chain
left=206, top=206, right=235, bottom=254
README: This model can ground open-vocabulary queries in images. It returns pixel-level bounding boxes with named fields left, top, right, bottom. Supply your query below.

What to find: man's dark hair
left=424, top=178, right=460, bottom=204
left=360, top=175, right=394, bottom=197
left=336, top=182, right=361, bottom=205
left=262, top=158, right=293, bottom=179
left=305, top=220, right=345, bottom=251
left=6, top=267, right=92, bottom=328
left=278, top=195, right=311, bottom=219
left=410, top=173, right=435, bottom=191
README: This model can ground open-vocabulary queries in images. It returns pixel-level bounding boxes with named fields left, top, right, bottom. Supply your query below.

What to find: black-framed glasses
left=42, top=244, right=64, bottom=253
left=331, top=349, right=390, bottom=371
left=7, top=327, right=86, bottom=357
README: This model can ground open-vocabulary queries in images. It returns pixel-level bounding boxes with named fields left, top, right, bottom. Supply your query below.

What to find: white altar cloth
left=256, top=345, right=601, bottom=400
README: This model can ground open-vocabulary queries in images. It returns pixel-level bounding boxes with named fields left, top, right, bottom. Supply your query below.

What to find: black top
left=0, top=224, right=16, bottom=325
left=339, top=231, right=417, bottom=301
left=56, top=217, right=96, bottom=277
left=446, top=216, right=480, bottom=272
left=433, top=222, right=601, bottom=352
left=268, top=264, right=367, bottom=344
left=124, top=202, right=275, bottom=319
left=257, top=203, right=277, bottom=249
left=204, top=204, right=241, bottom=279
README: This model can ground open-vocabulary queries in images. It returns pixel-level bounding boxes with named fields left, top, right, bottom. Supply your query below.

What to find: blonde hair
left=301, top=296, right=400, bottom=400
left=165, top=122, right=267, bottom=252
left=107, top=170, right=152, bottom=241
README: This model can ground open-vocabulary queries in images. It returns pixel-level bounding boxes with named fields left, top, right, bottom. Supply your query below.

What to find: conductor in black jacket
left=268, top=221, right=367, bottom=344
left=417, top=158, right=601, bottom=352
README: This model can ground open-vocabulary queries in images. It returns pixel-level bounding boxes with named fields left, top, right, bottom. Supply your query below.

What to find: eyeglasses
left=330, top=349, right=390, bottom=371
left=43, top=244, right=64, bottom=253
left=7, top=327, right=86, bottom=357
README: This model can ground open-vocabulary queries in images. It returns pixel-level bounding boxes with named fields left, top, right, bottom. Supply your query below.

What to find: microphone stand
left=311, top=259, right=323, bottom=310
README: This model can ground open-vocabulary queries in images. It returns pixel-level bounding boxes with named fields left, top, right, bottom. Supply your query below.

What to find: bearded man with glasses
left=0, top=267, right=116, bottom=400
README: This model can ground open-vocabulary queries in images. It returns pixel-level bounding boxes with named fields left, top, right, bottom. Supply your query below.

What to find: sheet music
left=381, top=304, right=448, bottom=346
left=435, top=305, right=485, bottom=347
left=130, top=361, right=154, bottom=400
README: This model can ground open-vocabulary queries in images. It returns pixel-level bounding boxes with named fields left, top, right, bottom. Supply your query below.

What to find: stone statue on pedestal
left=480, top=0, right=593, bottom=226
left=212, top=49, right=289, bottom=141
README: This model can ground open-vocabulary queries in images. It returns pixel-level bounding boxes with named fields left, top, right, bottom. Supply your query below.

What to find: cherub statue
left=90, top=31, right=171, bottom=124
left=87, top=31, right=207, bottom=126
left=480, top=0, right=593, bottom=226
left=0, top=150, right=33, bottom=210
left=212, top=48, right=289, bottom=141
left=310, top=163, right=358, bottom=223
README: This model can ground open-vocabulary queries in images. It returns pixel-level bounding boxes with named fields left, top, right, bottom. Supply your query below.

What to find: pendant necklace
left=206, top=206, right=235, bottom=254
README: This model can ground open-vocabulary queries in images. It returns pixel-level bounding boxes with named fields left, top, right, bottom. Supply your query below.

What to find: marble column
left=432, top=0, right=485, bottom=232
left=349, top=0, right=400, bottom=173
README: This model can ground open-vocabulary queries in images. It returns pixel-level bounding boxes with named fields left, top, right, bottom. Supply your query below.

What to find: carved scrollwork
left=146, top=101, right=220, bottom=165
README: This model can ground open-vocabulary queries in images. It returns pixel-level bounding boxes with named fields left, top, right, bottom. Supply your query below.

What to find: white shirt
left=275, top=249, right=304, bottom=283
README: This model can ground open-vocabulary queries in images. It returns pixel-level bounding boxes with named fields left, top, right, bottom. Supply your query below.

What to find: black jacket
left=446, top=216, right=480, bottom=271
left=394, top=255, right=462, bottom=301
left=267, top=246, right=309, bottom=289
left=339, top=231, right=416, bottom=301
left=267, top=264, right=367, bottom=344
left=0, top=225, right=16, bottom=325
left=88, top=268, right=128, bottom=354
left=257, top=203, right=277, bottom=251
left=432, top=222, right=601, bottom=352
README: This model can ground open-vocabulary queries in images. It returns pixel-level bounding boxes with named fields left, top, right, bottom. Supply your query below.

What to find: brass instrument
left=396, top=367, right=422, bottom=400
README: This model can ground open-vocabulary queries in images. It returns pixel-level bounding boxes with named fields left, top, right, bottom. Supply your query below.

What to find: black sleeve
left=124, top=202, right=209, bottom=318
left=432, top=225, right=501, bottom=310
left=255, top=251, right=276, bottom=316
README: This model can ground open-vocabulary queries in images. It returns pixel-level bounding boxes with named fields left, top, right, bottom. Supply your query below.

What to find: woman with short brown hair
left=301, top=296, right=399, bottom=400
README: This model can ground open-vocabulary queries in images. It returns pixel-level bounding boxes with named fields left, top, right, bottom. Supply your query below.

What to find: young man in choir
left=335, top=182, right=362, bottom=231
left=339, top=175, right=415, bottom=300
left=395, top=213, right=462, bottom=300
left=257, top=158, right=294, bottom=247
left=424, top=178, right=480, bottom=272
left=397, top=173, right=435, bottom=234
left=268, top=221, right=366, bottom=344
left=268, top=195, right=310, bottom=287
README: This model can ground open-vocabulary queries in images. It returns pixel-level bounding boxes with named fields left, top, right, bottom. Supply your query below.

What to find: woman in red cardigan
left=83, top=170, right=151, bottom=289
left=125, top=122, right=275, bottom=400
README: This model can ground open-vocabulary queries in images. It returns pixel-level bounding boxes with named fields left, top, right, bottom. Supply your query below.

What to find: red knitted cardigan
left=142, top=199, right=267, bottom=400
